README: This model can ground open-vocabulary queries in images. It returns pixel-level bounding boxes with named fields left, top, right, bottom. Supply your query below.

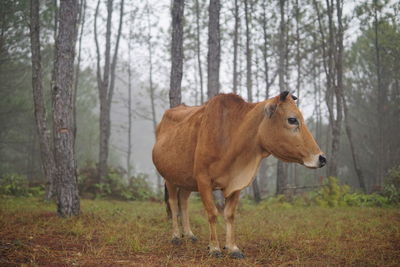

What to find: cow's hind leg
left=224, top=190, right=244, bottom=259
left=165, top=181, right=181, bottom=245
left=197, top=176, right=222, bottom=257
left=179, top=189, right=198, bottom=242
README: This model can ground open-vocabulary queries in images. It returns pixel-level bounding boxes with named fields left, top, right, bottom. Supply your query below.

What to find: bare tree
left=29, top=0, right=57, bottom=200
left=276, top=0, right=288, bottom=196
left=243, top=0, right=261, bottom=203
left=373, top=0, right=385, bottom=186
left=73, top=0, right=86, bottom=142
left=167, top=0, right=185, bottom=218
left=170, top=0, right=185, bottom=108
left=207, top=0, right=224, bottom=206
left=232, top=0, right=239, bottom=94
left=126, top=11, right=136, bottom=178
left=146, top=2, right=162, bottom=191
left=195, top=0, right=204, bottom=104
left=293, top=0, right=301, bottom=187
left=94, top=0, right=125, bottom=182
left=207, top=0, right=220, bottom=98
left=52, top=0, right=80, bottom=217
left=260, top=0, right=276, bottom=99
left=313, top=0, right=344, bottom=178
left=342, top=94, right=366, bottom=191
left=244, top=0, right=252, bottom=103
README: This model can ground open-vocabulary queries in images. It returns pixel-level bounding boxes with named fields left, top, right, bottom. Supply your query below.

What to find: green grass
left=0, top=196, right=399, bottom=266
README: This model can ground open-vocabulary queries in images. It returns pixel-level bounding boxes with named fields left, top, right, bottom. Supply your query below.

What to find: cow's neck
left=218, top=102, right=269, bottom=197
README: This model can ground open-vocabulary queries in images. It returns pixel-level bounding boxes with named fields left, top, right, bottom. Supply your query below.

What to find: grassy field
left=0, top=197, right=399, bottom=266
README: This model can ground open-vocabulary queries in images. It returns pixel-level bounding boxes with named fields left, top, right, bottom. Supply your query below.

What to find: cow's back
left=152, top=104, right=204, bottom=190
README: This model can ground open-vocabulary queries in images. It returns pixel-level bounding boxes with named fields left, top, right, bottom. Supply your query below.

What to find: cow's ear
left=279, top=91, right=290, bottom=101
left=265, top=102, right=277, bottom=118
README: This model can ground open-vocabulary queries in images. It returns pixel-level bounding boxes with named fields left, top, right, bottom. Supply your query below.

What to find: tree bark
left=195, top=0, right=204, bottom=104
left=342, top=93, right=366, bottom=192
left=244, top=0, right=261, bottom=203
left=52, top=0, right=80, bottom=217
left=73, top=0, right=86, bottom=143
left=95, top=0, right=124, bottom=182
left=328, top=0, right=344, bottom=178
left=314, top=0, right=343, bottom=178
left=29, top=0, right=57, bottom=201
left=261, top=0, right=270, bottom=99
left=170, top=0, right=185, bottom=108
left=374, top=0, right=384, bottom=186
left=146, top=2, right=161, bottom=192
left=232, top=0, right=239, bottom=94
left=127, top=19, right=134, bottom=178
left=95, top=0, right=112, bottom=183
left=276, top=0, right=288, bottom=196
left=167, top=0, right=185, bottom=216
left=244, top=0, right=252, bottom=103
left=294, top=0, right=301, bottom=187
left=207, top=0, right=220, bottom=99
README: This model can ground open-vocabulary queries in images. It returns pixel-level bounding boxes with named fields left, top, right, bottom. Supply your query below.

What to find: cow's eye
left=288, top=118, right=298, bottom=125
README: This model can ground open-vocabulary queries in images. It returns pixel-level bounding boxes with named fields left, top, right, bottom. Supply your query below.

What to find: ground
left=0, top=197, right=399, bottom=266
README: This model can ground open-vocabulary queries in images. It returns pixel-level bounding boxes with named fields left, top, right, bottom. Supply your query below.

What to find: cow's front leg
left=165, top=181, right=181, bottom=245
left=224, top=190, right=244, bottom=259
left=197, top=177, right=222, bottom=257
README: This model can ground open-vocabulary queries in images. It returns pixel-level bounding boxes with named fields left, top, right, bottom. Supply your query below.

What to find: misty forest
left=1, top=0, right=400, bottom=265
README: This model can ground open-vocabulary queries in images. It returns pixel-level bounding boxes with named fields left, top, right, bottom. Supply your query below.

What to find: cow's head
left=259, top=91, right=326, bottom=169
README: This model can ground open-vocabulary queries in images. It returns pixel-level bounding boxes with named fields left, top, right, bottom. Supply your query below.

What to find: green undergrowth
left=1, top=197, right=399, bottom=266
left=260, top=176, right=400, bottom=209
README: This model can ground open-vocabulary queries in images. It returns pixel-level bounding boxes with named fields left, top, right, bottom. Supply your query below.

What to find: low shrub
left=0, top=173, right=44, bottom=197
left=344, top=193, right=391, bottom=207
left=313, top=176, right=350, bottom=207
left=260, top=176, right=395, bottom=208
left=381, top=165, right=400, bottom=204
left=78, top=162, right=154, bottom=201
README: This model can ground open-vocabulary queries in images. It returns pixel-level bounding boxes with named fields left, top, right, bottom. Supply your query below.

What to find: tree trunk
left=146, top=2, right=161, bottom=192
left=232, top=0, right=239, bottom=94
left=207, top=0, right=220, bottom=99
left=374, top=0, right=384, bottom=187
left=276, top=0, right=288, bottom=196
left=127, top=23, right=133, bottom=178
left=170, top=0, right=185, bottom=108
left=52, top=0, right=80, bottom=217
left=96, top=0, right=112, bottom=183
left=73, top=0, right=86, bottom=143
left=167, top=0, right=185, bottom=216
left=206, top=0, right=223, bottom=207
left=244, top=0, right=252, bottom=103
left=195, top=0, right=204, bottom=104
left=328, top=0, right=343, bottom=178
left=342, top=93, right=366, bottom=192
left=95, top=0, right=124, bottom=182
left=29, top=0, right=57, bottom=201
left=314, top=0, right=343, bottom=178
left=244, top=0, right=261, bottom=202
left=294, top=0, right=301, bottom=188
left=261, top=0, right=269, bottom=99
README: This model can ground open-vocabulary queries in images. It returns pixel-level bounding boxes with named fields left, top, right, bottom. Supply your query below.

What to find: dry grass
left=0, top=196, right=399, bottom=266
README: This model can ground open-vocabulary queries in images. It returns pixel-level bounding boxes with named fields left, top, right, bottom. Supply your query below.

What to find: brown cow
left=152, top=91, right=326, bottom=258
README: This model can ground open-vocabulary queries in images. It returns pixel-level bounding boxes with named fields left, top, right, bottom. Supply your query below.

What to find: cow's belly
left=152, top=130, right=198, bottom=191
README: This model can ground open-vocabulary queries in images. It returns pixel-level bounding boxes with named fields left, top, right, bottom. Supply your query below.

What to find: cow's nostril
left=319, top=155, right=327, bottom=167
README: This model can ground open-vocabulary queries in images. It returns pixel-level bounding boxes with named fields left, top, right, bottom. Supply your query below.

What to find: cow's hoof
left=171, top=237, right=182, bottom=246
left=209, top=250, right=223, bottom=258
left=230, top=251, right=245, bottom=259
left=189, top=236, right=198, bottom=243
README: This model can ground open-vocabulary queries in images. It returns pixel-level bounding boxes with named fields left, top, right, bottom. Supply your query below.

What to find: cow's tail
left=164, top=183, right=172, bottom=219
